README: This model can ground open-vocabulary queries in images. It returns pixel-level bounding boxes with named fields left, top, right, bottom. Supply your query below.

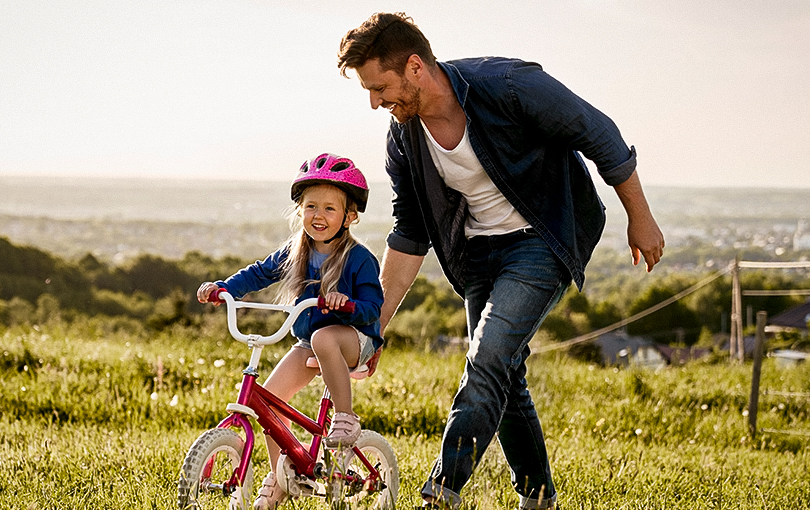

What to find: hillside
left=3, top=175, right=810, bottom=277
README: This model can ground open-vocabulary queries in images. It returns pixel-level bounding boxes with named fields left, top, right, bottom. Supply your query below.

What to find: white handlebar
left=219, top=291, right=319, bottom=346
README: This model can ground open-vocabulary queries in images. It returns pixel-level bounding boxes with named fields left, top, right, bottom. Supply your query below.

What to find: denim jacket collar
left=439, top=61, right=470, bottom=110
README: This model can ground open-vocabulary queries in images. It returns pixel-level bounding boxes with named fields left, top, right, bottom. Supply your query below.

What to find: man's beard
left=390, top=77, right=421, bottom=124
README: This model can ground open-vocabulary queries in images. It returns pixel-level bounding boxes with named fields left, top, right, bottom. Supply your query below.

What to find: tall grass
left=1, top=321, right=808, bottom=509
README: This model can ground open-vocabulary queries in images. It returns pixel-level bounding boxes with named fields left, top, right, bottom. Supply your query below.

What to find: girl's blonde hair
left=276, top=186, right=359, bottom=304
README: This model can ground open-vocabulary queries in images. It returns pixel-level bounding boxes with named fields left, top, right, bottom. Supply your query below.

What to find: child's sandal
left=324, top=412, right=361, bottom=448
left=252, top=472, right=288, bottom=510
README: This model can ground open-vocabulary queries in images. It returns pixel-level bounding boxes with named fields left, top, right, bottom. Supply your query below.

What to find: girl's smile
left=301, top=184, right=357, bottom=252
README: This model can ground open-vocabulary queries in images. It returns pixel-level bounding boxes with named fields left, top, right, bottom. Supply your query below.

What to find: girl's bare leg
left=262, top=346, right=319, bottom=469
left=309, top=325, right=360, bottom=413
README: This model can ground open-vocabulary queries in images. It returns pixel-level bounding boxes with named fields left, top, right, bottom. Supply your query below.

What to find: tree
left=121, top=254, right=198, bottom=299
left=0, top=237, right=91, bottom=310
left=626, top=277, right=702, bottom=345
left=385, top=275, right=466, bottom=347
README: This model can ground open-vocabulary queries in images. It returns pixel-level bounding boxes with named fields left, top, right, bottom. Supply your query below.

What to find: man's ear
left=405, top=54, right=424, bottom=79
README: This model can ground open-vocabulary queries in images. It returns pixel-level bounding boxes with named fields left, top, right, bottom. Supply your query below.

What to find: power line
left=536, top=267, right=731, bottom=353
left=536, top=258, right=810, bottom=354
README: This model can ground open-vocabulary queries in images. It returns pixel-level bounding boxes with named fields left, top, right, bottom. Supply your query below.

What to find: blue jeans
left=421, top=231, right=570, bottom=509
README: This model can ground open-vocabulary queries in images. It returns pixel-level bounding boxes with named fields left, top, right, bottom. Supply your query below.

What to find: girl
left=197, top=153, right=383, bottom=510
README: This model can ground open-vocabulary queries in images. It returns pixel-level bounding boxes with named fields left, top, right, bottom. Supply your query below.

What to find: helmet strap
left=323, top=212, right=348, bottom=245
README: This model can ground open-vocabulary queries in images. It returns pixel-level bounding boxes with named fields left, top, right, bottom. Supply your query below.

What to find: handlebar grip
left=209, top=287, right=226, bottom=304
left=317, top=295, right=356, bottom=313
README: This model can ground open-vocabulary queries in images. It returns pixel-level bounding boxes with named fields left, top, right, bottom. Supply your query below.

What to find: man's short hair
left=338, top=12, right=436, bottom=77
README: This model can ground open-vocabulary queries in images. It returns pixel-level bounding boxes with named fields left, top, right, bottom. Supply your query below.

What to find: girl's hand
left=197, top=282, right=220, bottom=304
left=321, top=292, right=350, bottom=313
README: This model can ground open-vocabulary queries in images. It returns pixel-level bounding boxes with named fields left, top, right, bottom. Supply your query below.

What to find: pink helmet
left=291, top=153, right=370, bottom=212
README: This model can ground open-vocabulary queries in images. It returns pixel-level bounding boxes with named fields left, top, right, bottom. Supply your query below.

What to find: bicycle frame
left=213, top=370, right=332, bottom=491
left=207, top=290, right=383, bottom=497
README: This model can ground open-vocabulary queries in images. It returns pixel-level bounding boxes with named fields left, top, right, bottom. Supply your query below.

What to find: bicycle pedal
left=294, top=477, right=316, bottom=497
left=304, top=477, right=319, bottom=487
left=325, top=449, right=352, bottom=473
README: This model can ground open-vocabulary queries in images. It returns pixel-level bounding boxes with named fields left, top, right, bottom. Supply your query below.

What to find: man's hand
left=628, top=216, right=665, bottom=272
left=365, top=346, right=383, bottom=376
left=613, top=171, right=665, bottom=272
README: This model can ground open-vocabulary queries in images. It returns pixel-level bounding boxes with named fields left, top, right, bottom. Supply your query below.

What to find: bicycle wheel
left=326, top=430, right=399, bottom=510
left=178, top=428, right=254, bottom=510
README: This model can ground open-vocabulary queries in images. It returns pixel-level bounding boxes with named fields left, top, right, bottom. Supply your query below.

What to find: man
left=338, top=12, right=664, bottom=510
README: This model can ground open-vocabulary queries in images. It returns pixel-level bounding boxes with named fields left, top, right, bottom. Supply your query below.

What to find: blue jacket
left=216, top=243, right=384, bottom=349
left=385, top=57, right=637, bottom=292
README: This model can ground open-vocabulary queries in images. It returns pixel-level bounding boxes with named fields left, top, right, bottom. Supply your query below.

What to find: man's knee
left=467, top=333, right=521, bottom=372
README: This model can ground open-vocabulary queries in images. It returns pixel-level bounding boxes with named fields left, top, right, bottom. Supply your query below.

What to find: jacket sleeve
left=216, top=249, right=285, bottom=299
left=385, top=126, right=432, bottom=256
left=508, top=61, right=636, bottom=186
left=334, top=248, right=383, bottom=326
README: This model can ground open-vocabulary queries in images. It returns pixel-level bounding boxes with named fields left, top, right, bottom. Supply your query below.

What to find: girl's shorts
left=294, top=326, right=376, bottom=372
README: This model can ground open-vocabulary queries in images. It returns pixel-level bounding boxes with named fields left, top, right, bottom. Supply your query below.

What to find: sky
left=1, top=0, right=809, bottom=188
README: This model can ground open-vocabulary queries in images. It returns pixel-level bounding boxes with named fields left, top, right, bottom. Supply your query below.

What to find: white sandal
left=253, top=472, right=288, bottom=510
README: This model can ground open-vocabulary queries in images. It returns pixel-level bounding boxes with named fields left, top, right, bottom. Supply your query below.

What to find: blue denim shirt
left=385, top=57, right=637, bottom=293
left=216, top=243, right=384, bottom=349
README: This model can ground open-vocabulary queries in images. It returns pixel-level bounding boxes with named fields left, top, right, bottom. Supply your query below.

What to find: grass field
left=2, top=318, right=809, bottom=509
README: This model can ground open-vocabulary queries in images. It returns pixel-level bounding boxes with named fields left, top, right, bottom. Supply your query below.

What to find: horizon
left=3, top=172, right=810, bottom=192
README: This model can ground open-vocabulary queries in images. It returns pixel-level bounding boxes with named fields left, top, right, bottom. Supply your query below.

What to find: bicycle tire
left=326, top=429, right=399, bottom=510
left=178, top=428, right=254, bottom=510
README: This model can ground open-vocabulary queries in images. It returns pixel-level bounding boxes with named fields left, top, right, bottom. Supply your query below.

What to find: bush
left=121, top=254, right=199, bottom=299
left=626, top=280, right=702, bottom=345
left=147, top=289, right=194, bottom=330
left=5, top=297, right=35, bottom=327
left=384, top=275, right=466, bottom=347
left=35, top=294, right=61, bottom=324
left=92, top=289, right=154, bottom=319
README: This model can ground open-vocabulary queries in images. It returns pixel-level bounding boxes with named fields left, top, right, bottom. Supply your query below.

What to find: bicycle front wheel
left=178, top=428, right=254, bottom=510
left=327, top=429, right=399, bottom=510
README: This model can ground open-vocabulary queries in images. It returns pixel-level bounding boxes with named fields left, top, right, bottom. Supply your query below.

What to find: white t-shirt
left=421, top=120, right=530, bottom=238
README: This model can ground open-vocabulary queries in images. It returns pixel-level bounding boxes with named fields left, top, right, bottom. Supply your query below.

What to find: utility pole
left=730, top=258, right=744, bottom=363
left=748, top=311, right=767, bottom=437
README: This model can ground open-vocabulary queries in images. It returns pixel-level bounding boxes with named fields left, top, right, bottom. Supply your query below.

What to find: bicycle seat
left=306, top=356, right=369, bottom=380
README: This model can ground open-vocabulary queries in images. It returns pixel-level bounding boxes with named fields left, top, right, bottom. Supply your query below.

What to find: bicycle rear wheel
left=178, top=428, right=254, bottom=510
left=326, top=430, right=399, bottom=509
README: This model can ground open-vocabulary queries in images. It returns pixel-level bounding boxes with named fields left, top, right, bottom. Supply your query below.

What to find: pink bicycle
left=177, top=289, right=398, bottom=509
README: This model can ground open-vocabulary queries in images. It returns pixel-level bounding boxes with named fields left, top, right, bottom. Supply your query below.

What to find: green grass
left=1, top=321, right=809, bottom=509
